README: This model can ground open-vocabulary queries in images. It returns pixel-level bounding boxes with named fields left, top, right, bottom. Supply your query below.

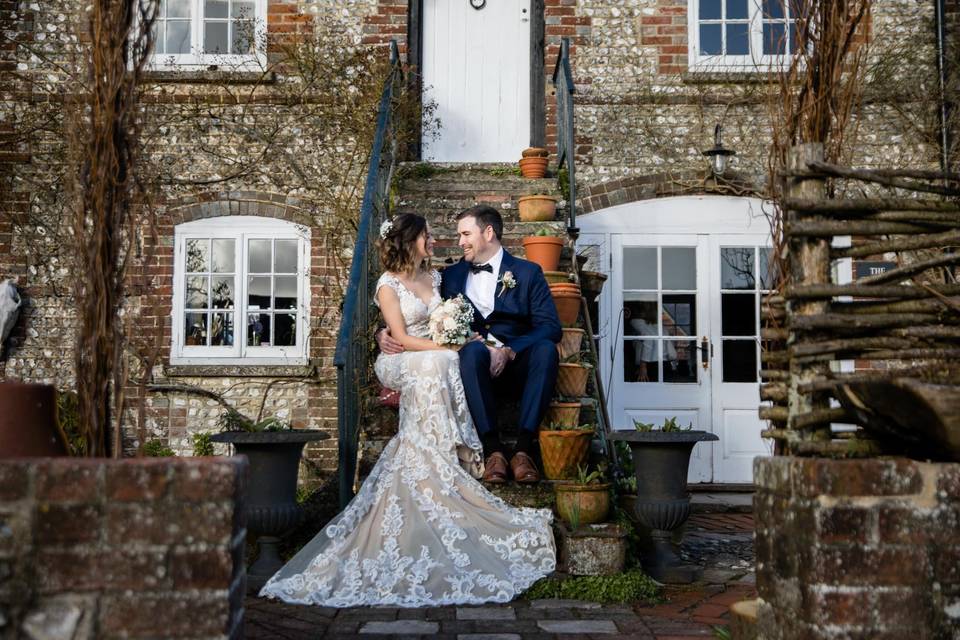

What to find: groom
left=381, top=205, right=561, bottom=484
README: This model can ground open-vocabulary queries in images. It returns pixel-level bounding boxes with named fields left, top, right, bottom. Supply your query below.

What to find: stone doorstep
left=456, top=607, right=517, bottom=620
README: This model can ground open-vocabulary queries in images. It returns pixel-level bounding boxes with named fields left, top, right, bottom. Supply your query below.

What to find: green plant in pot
left=522, top=227, right=564, bottom=271
left=538, top=422, right=594, bottom=480
left=556, top=464, right=611, bottom=527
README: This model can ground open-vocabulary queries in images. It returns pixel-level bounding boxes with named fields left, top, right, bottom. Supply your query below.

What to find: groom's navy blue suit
left=441, top=250, right=562, bottom=440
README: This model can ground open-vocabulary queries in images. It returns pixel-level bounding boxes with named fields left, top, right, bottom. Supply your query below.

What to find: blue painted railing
left=334, top=41, right=403, bottom=508
left=552, top=37, right=578, bottom=237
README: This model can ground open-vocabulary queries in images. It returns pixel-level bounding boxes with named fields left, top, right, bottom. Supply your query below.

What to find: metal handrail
left=551, top=37, right=578, bottom=237
left=334, top=40, right=402, bottom=508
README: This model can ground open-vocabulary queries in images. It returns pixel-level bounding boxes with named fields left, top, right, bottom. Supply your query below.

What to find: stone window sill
left=144, top=69, right=277, bottom=85
left=163, top=363, right=315, bottom=378
left=682, top=71, right=774, bottom=85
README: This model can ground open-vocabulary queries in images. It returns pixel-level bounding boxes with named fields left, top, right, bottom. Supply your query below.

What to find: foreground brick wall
left=754, top=456, right=960, bottom=639
left=0, top=457, right=247, bottom=639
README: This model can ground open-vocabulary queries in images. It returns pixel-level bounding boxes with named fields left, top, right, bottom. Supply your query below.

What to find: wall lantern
left=702, top=124, right=736, bottom=177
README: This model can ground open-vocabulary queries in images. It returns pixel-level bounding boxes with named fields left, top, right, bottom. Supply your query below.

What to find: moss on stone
left=523, top=569, right=660, bottom=604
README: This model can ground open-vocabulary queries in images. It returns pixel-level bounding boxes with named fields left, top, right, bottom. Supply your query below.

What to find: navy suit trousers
left=458, top=338, right=559, bottom=436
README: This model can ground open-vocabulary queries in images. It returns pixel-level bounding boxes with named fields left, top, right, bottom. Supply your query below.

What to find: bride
left=260, top=212, right=556, bottom=607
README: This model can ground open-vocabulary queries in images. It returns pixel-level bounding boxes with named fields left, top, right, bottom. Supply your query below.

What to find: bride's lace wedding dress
left=259, top=270, right=556, bottom=607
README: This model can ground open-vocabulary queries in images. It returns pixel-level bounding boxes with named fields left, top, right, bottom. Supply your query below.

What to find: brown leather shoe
left=482, top=452, right=509, bottom=484
left=510, top=452, right=540, bottom=484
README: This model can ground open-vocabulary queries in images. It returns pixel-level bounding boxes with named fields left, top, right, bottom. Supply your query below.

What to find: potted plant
left=521, top=146, right=548, bottom=158
left=518, top=194, right=558, bottom=221
left=518, top=156, right=548, bottom=178
left=608, top=417, right=719, bottom=584
left=579, top=269, right=608, bottom=302
left=544, top=270, right=574, bottom=285
left=557, top=358, right=592, bottom=397
left=522, top=228, right=564, bottom=270
left=538, top=422, right=593, bottom=480
left=550, top=287, right=582, bottom=327
left=558, top=327, right=585, bottom=360
left=555, top=464, right=611, bottom=527
left=210, top=408, right=329, bottom=591
left=544, top=399, right=583, bottom=428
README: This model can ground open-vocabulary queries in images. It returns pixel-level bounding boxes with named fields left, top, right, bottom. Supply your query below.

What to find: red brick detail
left=754, top=456, right=960, bottom=638
left=544, top=3, right=593, bottom=164
left=362, top=1, right=409, bottom=55
left=0, top=458, right=246, bottom=638
left=640, top=0, right=689, bottom=76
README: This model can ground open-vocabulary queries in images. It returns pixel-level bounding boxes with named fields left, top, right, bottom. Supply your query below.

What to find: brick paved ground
left=244, top=513, right=756, bottom=639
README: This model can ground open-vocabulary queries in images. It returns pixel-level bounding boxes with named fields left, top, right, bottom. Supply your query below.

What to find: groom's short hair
left=457, top=205, right=503, bottom=241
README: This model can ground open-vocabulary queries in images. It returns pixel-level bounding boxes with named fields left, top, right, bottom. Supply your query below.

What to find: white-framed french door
left=611, top=234, right=714, bottom=482
left=580, top=195, right=774, bottom=484
left=421, top=0, right=531, bottom=162
left=708, top=235, right=776, bottom=483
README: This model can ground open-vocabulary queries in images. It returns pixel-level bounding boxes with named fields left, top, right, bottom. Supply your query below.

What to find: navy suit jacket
left=440, top=250, right=562, bottom=354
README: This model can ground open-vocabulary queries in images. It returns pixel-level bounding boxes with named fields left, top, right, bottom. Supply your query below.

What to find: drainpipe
left=934, top=0, right=951, bottom=175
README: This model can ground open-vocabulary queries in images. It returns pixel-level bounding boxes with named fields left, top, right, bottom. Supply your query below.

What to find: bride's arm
left=377, top=285, right=445, bottom=352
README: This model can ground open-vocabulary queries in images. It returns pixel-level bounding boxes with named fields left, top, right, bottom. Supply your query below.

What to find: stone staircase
left=358, top=162, right=587, bottom=504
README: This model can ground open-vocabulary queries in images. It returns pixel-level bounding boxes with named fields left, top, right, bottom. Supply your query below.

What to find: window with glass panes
left=719, top=246, right=776, bottom=382
left=173, top=218, right=308, bottom=363
left=622, top=247, right=699, bottom=384
left=690, top=0, right=800, bottom=70
left=151, top=0, right=262, bottom=65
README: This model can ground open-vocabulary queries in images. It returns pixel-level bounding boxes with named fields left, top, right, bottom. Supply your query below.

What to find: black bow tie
left=470, top=263, right=493, bottom=274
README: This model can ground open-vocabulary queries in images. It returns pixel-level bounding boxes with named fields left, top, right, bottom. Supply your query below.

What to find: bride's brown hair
left=378, top=213, right=429, bottom=274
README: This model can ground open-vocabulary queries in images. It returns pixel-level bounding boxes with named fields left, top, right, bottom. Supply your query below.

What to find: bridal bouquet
left=428, top=294, right=475, bottom=347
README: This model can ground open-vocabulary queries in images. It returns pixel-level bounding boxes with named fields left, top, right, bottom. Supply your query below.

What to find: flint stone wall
left=0, top=457, right=247, bottom=640
left=754, top=456, right=960, bottom=639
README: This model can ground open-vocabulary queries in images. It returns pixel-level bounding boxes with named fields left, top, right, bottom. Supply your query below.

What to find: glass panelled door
left=710, top=236, right=775, bottom=483
left=611, top=235, right=713, bottom=482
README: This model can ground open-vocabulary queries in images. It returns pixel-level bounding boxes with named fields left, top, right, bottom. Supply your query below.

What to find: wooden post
left=785, top=144, right=832, bottom=450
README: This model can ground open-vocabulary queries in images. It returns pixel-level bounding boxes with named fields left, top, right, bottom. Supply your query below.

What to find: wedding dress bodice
left=374, top=270, right=442, bottom=339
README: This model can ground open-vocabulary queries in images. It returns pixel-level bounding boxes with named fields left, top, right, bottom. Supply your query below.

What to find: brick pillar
left=754, top=456, right=960, bottom=639
left=0, top=457, right=248, bottom=639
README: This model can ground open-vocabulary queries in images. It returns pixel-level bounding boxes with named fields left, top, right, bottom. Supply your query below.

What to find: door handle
left=700, top=336, right=710, bottom=369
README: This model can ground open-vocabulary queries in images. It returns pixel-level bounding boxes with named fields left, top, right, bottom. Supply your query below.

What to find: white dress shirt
left=465, top=247, right=503, bottom=320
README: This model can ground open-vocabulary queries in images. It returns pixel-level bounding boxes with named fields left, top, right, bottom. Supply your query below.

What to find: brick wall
left=754, top=456, right=960, bottom=639
left=0, top=457, right=247, bottom=639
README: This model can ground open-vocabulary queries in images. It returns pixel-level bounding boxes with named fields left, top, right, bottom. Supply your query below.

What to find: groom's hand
left=488, top=346, right=513, bottom=378
left=376, top=328, right=404, bottom=355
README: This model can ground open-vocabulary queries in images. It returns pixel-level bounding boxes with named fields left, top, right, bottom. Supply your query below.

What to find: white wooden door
left=610, top=234, right=714, bottom=483
left=709, top=236, right=775, bottom=483
left=422, top=0, right=531, bottom=162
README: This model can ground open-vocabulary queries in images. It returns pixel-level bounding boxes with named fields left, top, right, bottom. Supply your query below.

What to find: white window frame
left=171, top=216, right=310, bottom=365
left=688, top=0, right=799, bottom=72
left=148, top=0, right=267, bottom=71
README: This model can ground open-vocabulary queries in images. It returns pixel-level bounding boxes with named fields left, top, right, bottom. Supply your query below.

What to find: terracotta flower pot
left=579, top=270, right=608, bottom=302
left=522, top=146, right=548, bottom=158
left=549, top=282, right=581, bottom=295
left=557, top=362, right=590, bottom=397
left=544, top=401, right=582, bottom=428
left=556, top=482, right=611, bottom=526
left=559, top=327, right=585, bottom=360
left=551, top=290, right=581, bottom=325
left=544, top=270, right=574, bottom=285
left=538, top=429, right=592, bottom=480
left=518, top=195, right=558, bottom=222
left=518, top=157, right=548, bottom=178
left=522, top=235, right=563, bottom=271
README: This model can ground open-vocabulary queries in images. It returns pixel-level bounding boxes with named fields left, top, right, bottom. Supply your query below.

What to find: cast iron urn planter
left=211, top=430, right=329, bottom=591
left=608, top=430, right=719, bottom=583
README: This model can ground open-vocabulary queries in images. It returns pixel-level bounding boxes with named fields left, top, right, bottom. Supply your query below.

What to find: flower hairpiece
left=379, top=219, right=393, bottom=240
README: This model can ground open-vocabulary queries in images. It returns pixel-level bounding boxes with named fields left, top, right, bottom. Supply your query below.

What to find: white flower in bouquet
left=429, top=294, right=475, bottom=346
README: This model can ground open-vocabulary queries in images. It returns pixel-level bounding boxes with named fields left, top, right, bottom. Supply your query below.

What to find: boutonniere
left=498, top=271, right=517, bottom=297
